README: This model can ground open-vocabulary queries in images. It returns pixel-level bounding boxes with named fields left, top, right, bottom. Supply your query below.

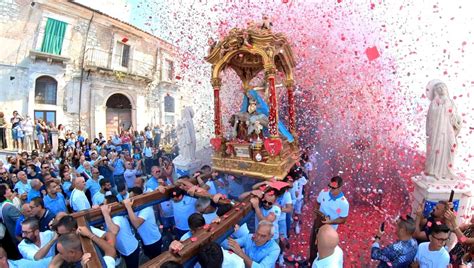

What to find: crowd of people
left=0, top=118, right=472, bottom=268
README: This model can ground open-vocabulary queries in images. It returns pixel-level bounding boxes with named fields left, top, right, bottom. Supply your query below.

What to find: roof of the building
left=67, top=0, right=175, bottom=51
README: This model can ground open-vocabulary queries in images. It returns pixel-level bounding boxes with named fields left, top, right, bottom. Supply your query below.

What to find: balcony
left=29, top=50, right=70, bottom=65
left=84, top=47, right=156, bottom=81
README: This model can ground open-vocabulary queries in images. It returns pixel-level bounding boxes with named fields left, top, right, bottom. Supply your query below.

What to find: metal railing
left=84, top=47, right=156, bottom=79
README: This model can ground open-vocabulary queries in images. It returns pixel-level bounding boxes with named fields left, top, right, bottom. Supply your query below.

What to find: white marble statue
left=176, top=107, right=197, bottom=161
left=425, top=79, right=462, bottom=180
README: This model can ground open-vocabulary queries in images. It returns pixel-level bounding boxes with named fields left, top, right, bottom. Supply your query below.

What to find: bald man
left=312, top=225, right=344, bottom=268
left=70, top=177, right=91, bottom=212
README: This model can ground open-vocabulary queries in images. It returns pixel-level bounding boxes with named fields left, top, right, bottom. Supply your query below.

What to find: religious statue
left=260, top=14, right=273, bottom=31
left=229, top=96, right=268, bottom=141
left=176, top=107, right=197, bottom=161
left=425, top=79, right=462, bottom=180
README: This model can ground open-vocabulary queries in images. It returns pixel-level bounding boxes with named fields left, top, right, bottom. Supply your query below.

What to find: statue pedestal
left=411, top=174, right=473, bottom=224
left=173, top=156, right=201, bottom=177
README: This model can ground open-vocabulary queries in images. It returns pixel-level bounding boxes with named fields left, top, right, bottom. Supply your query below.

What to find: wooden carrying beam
left=71, top=187, right=175, bottom=224
left=76, top=216, right=102, bottom=268
left=141, top=197, right=253, bottom=268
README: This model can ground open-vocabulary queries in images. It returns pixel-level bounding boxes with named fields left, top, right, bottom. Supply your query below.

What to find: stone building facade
left=0, top=0, right=181, bottom=141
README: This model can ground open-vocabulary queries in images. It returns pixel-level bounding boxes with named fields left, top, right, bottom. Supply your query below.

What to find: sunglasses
left=328, top=184, right=340, bottom=190
left=262, top=200, right=273, bottom=206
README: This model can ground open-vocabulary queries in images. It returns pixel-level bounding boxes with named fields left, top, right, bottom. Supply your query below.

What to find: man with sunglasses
left=371, top=215, right=418, bottom=267
left=317, top=176, right=349, bottom=229
left=251, top=191, right=281, bottom=241
left=309, top=176, right=349, bottom=263
left=412, top=223, right=450, bottom=268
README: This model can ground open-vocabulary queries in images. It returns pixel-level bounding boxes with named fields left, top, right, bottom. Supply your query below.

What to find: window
left=34, top=110, right=56, bottom=126
left=35, top=76, right=57, bottom=105
left=165, top=59, right=174, bottom=81
left=115, top=42, right=130, bottom=68
left=40, top=18, right=67, bottom=55
left=164, top=95, right=175, bottom=113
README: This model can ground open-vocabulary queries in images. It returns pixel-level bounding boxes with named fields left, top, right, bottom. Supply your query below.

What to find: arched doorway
left=105, top=93, right=132, bottom=138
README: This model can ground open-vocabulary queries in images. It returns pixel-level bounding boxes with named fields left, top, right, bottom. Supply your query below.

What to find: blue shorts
left=11, top=127, right=20, bottom=140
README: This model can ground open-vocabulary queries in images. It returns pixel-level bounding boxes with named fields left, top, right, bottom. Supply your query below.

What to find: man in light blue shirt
left=179, top=213, right=205, bottom=241
left=27, top=179, right=42, bottom=202
left=85, top=167, right=102, bottom=198
left=223, top=220, right=280, bottom=268
left=170, top=188, right=197, bottom=238
left=123, top=187, right=162, bottom=259
left=104, top=195, right=140, bottom=268
left=43, top=181, right=67, bottom=215
left=0, top=246, right=51, bottom=268
left=145, top=166, right=161, bottom=192
left=70, top=177, right=91, bottom=212
left=92, top=179, right=112, bottom=206
left=14, top=171, right=31, bottom=199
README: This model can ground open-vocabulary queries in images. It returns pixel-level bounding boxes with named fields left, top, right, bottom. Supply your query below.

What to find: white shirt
left=111, top=215, right=139, bottom=256
left=414, top=242, right=450, bottom=268
left=222, top=248, right=245, bottom=268
left=18, top=230, right=56, bottom=260
left=193, top=247, right=245, bottom=268
left=135, top=206, right=162, bottom=245
left=255, top=205, right=281, bottom=240
left=295, top=176, right=308, bottom=200
left=312, top=246, right=343, bottom=268
left=317, top=189, right=349, bottom=230
left=70, top=188, right=91, bottom=212
left=103, top=256, right=115, bottom=268
left=8, top=257, right=52, bottom=268
left=276, top=191, right=292, bottom=221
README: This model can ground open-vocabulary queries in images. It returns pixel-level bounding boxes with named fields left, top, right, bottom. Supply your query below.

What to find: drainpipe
left=78, top=12, right=94, bottom=131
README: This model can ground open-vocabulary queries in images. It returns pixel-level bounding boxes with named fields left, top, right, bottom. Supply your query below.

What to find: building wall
left=0, top=0, right=181, bottom=143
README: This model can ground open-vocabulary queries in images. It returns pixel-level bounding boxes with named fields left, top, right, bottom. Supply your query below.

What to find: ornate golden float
left=205, top=22, right=300, bottom=180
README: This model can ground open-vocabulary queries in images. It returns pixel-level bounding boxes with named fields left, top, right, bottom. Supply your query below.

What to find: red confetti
left=365, top=46, right=380, bottom=61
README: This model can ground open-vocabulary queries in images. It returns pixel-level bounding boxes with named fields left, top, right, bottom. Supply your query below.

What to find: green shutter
left=40, top=18, right=67, bottom=55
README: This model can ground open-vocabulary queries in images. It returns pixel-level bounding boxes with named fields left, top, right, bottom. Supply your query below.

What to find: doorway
left=105, top=93, right=132, bottom=138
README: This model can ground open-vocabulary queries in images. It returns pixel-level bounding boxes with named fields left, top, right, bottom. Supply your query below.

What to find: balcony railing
left=84, top=47, right=156, bottom=80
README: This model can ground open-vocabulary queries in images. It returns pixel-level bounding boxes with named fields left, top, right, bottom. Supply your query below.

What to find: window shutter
left=40, top=18, right=67, bottom=55
left=121, top=44, right=130, bottom=67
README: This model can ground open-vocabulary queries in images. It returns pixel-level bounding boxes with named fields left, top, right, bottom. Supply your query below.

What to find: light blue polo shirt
left=276, top=191, right=292, bottom=221
left=172, top=195, right=197, bottom=231
left=223, top=233, right=280, bottom=268
left=70, top=189, right=91, bottom=212
left=160, top=200, right=174, bottom=218
left=205, top=180, right=217, bottom=195
left=43, top=192, right=67, bottom=215
left=110, top=215, right=139, bottom=256
left=180, top=231, right=192, bottom=241
left=145, top=176, right=159, bottom=192
left=92, top=191, right=106, bottom=206
left=14, top=180, right=31, bottom=195
left=255, top=205, right=281, bottom=240
left=62, top=181, right=72, bottom=198
left=112, top=159, right=125, bottom=176
left=202, top=211, right=218, bottom=224
left=135, top=206, right=161, bottom=245
left=317, top=189, right=349, bottom=230
left=27, top=189, right=41, bottom=202
left=85, top=178, right=101, bottom=198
